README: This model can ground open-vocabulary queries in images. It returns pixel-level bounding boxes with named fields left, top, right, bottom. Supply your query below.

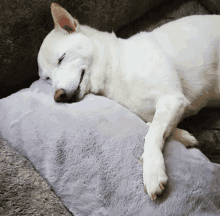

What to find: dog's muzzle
left=54, top=70, right=85, bottom=103
left=54, top=89, right=68, bottom=102
left=54, top=87, right=81, bottom=103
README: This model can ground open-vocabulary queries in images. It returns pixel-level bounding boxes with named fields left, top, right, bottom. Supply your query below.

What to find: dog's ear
left=51, top=3, right=79, bottom=33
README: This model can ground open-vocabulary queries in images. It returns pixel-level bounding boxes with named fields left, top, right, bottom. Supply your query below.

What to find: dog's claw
left=145, top=184, right=164, bottom=201
left=151, top=193, right=157, bottom=201
left=159, top=184, right=165, bottom=191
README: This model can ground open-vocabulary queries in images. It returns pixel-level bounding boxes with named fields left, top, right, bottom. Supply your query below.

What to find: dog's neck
left=80, top=25, right=122, bottom=98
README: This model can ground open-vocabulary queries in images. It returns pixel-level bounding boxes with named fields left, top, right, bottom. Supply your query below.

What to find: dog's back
left=119, top=15, right=220, bottom=119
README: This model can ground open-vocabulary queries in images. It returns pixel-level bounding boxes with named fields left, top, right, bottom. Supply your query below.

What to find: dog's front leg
left=142, top=94, right=189, bottom=200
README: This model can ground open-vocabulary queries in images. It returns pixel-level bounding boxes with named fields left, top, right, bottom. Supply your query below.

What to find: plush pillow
left=0, top=80, right=220, bottom=215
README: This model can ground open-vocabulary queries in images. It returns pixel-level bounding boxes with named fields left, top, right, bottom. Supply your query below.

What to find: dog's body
left=38, top=3, right=220, bottom=200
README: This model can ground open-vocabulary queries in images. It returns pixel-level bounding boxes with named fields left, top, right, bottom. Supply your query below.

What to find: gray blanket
left=0, top=80, right=220, bottom=216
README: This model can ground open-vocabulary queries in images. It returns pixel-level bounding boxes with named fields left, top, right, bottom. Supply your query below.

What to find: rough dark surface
left=0, top=138, right=73, bottom=216
left=117, top=0, right=209, bottom=37
left=200, top=0, right=220, bottom=14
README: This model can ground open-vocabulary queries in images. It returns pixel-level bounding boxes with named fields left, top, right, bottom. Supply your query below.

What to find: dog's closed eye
left=58, top=53, right=66, bottom=65
left=43, top=77, right=51, bottom=83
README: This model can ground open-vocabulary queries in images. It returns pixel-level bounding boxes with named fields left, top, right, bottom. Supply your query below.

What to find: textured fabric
left=0, top=80, right=220, bottom=216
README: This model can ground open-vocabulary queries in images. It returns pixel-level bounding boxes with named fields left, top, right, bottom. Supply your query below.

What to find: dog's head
left=38, top=3, right=94, bottom=103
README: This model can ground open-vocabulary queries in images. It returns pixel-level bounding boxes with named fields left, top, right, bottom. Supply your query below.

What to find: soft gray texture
left=0, top=80, right=220, bottom=216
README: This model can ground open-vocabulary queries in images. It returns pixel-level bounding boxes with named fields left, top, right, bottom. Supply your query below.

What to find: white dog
left=38, top=3, right=220, bottom=200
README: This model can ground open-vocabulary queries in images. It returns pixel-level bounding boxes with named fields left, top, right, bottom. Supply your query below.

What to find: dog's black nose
left=54, top=89, right=68, bottom=102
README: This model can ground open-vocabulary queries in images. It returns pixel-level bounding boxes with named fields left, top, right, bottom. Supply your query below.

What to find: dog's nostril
left=54, top=89, right=67, bottom=102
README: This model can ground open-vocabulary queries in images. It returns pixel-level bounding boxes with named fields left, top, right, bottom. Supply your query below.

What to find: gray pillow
left=0, top=80, right=220, bottom=215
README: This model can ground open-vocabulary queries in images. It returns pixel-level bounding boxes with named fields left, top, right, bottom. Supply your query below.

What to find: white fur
left=38, top=3, right=220, bottom=201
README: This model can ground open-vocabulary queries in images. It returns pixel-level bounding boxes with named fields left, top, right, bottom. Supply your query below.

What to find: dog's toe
left=171, top=128, right=199, bottom=147
left=182, top=132, right=199, bottom=147
left=159, top=183, right=165, bottom=191
left=142, top=147, right=168, bottom=201
left=151, top=193, right=157, bottom=201
left=143, top=164, right=168, bottom=200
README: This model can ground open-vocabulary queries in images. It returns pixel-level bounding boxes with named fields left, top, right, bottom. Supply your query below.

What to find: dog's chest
left=117, top=96, right=156, bottom=122
left=105, top=82, right=157, bottom=122
left=127, top=98, right=156, bottom=122
left=102, top=38, right=172, bottom=122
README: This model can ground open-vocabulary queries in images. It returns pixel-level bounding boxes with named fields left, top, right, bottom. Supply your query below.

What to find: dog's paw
left=142, top=150, right=168, bottom=201
left=182, top=132, right=198, bottom=147
left=171, top=128, right=198, bottom=148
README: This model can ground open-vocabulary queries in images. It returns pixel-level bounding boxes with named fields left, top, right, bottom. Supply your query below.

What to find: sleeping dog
left=38, top=3, right=220, bottom=200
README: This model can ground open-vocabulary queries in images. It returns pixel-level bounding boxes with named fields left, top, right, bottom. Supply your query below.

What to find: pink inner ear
left=60, top=16, right=73, bottom=30
left=51, top=3, right=78, bottom=32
